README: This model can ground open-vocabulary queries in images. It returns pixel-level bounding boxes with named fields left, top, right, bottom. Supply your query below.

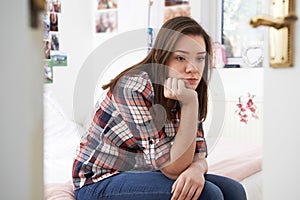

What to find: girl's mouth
left=184, top=78, right=198, bottom=85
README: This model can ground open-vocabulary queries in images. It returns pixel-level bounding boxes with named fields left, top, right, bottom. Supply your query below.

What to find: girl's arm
left=160, top=78, right=199, bottom=179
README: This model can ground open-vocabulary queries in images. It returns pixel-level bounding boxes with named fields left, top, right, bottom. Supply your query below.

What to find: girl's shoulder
left=117, top=71, right=154, bottom=100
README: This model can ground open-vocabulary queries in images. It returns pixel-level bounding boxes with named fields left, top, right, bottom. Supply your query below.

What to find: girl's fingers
left=191, top=187, right=202, bottom=200
left=164, top=78, right=172, bottom=97
left=172, top=77, right=178, bottom=91
left=171, top=180, right=184, bottom=200
left=171, top=180, right=177, bottom=194
left=184, top=185, right=197, bottom=200
left=165, top=78, right=196, bottom=104
left=177, top=79, right=185, bottom=90
left=165, top=78, right=178, bottom=99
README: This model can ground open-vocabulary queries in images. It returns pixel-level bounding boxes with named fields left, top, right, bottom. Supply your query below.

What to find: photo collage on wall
left=95, top=0, right=119, bottom=33
left=43, top=0, right=68, bottom=84
left=164, top=0, right=190, bottom=23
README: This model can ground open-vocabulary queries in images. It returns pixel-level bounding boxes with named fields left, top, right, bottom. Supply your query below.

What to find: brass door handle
left=249, top=0, right=297, bottom=68
left=250, top=13, right=298, bottom=29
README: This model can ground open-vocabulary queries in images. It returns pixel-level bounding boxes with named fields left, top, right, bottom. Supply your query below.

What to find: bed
left=43, top=90, right=263, bottom=200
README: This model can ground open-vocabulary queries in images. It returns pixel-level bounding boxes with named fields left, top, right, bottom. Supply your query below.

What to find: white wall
left=44, top=0, right=94, bottom=123
left=205, top=68, right=264, bottom=147
left=46, top=0, right=153, bottom=123
left=0, top=1, right=43, bottom=199
left=263, top=2, right=300, bottom=199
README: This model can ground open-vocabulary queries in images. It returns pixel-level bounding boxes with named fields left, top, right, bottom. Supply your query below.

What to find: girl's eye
left=196, top=57, right=205, bottom=62
left=176, top=56, right=186, bottom=61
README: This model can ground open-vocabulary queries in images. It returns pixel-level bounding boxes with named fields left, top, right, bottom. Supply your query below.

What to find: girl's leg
left=76, top=171, right=173, bottom=200
left=205, top=174, right=247, bottom=200
left=76, top=171, right=225, bottom=200
left=198, top=180, right=224, bottom=200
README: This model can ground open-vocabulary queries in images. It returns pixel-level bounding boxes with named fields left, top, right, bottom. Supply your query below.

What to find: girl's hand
left=171, top=163, right=205, bottom=200
left=164, top=77, right=197, bottom=105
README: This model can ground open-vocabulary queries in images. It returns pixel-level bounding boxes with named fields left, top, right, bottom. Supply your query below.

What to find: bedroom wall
left=204, top=68, right=263, bottom=147
left=0, top=1, right=44, bottom=199
left=43, top=0, right=94, bottom=123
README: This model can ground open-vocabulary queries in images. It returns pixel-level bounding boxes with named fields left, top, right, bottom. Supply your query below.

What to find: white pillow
left=43, top=90, right=84, bottom=184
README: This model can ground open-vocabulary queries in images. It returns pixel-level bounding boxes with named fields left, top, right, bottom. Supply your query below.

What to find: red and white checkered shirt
left=72, top=71, right=207, bottom=190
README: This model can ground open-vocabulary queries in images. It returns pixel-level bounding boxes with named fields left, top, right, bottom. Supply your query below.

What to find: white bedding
left=43, top=91, right=263, bottom=199
left=207, top=138, right=262, bottom=182
left=207, top=138, right=263, bottom=200
left=43, top=90, right=81, bottom=184
left=241, top=171, right=263, bottom=200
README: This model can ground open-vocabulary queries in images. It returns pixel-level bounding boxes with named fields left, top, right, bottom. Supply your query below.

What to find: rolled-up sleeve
left=195, top=122, right=207, bottom=157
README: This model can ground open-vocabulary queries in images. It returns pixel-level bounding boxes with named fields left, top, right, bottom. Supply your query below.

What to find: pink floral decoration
left=235, top=93, right=259, bottom=124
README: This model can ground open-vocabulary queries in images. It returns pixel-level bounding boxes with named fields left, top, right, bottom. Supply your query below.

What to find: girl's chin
left=184, top=83, right=197, bottom=90
left=183, top=81, right=199, bottom=90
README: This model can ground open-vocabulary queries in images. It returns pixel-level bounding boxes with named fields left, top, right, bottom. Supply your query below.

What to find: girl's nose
left=185, top=61, right=199, bottom=73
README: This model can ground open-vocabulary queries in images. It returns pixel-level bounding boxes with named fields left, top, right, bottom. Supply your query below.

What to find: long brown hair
left=102, top=16, right=213, bottom=122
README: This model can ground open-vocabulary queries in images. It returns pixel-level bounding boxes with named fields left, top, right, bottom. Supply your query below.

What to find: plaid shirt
left=72, top=71, right=207, bottom=190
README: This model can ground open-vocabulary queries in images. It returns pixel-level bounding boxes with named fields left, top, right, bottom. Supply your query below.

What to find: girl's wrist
left=180, top=92, right=198, bottom=106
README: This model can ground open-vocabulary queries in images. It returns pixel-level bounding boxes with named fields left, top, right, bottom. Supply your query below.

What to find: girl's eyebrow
left=173, top=50, right=206, bottom=55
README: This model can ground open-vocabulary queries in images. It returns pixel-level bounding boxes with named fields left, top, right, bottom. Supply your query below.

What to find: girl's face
left=167, top=34, right=206, bottom=90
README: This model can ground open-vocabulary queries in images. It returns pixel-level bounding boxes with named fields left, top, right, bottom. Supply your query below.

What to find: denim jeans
left=75, top=172, right=247, bottom=200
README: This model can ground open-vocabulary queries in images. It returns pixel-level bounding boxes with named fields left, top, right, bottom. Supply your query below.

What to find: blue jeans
left=75, top=172, right=247, bottom=200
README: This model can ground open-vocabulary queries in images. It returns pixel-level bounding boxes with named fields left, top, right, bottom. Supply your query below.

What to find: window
left=200, top=0, right=267, bottom=68
left=221, top=0, right=266, bottom=67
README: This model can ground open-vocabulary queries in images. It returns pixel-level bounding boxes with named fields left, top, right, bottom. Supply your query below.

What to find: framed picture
left=44, top=60, right=53, bottom=83
left=53, top=0, right=61, bottom=13
left=49, top=13, right=58, bottom=32
left=50, top=32, right=59, bottom=51
left=47, top=0, right=61, bottom=13
left=43, top=14, right=50, bottom=39
left=97, top=0, right=118, bottom=10
left=95, top=10, right=118, bottom=33
left=51, top=51, right=68, bottom=67
left=44, top=40, right=51, bottom=59
left=164, top=6, right=190, bottom=22
left=165, top=0, right=189, bottom=7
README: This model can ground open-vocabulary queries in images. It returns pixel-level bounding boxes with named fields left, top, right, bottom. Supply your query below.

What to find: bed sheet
left=207, top=138, right=263, bottom=182
left=241, top=171, right=263, bottom=200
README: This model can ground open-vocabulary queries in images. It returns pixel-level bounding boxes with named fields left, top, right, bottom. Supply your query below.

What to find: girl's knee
left=200, top=181, right=224, bottom=200
left=229, top=181, right=247, bottom=200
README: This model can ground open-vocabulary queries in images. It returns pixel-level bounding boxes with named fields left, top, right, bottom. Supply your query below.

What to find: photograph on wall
left=164, top=6, right=190, bottom=22
left=97, top=0, right=118, bottom=10
left=165, top=0, right=189, bottom=7
left=95, top=10, right=118, bottom=33
left=52, top=0, right=62, bottom=13
left=49, top=12, right=59, bottom=32
left=43, top=0, right=66, bottom=84
left=44, top=60, right=53, bottom=83
left=44, top=40, right=51, bottom=59
left=51, top=51, right=68, bottom=67
left=46, top=0, right=53, bottom=12
left=43, top=14, right=50, bottom=39
left=47, top=0, right=62, bottom=13
left=50, top=32, right=59, bottom=51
